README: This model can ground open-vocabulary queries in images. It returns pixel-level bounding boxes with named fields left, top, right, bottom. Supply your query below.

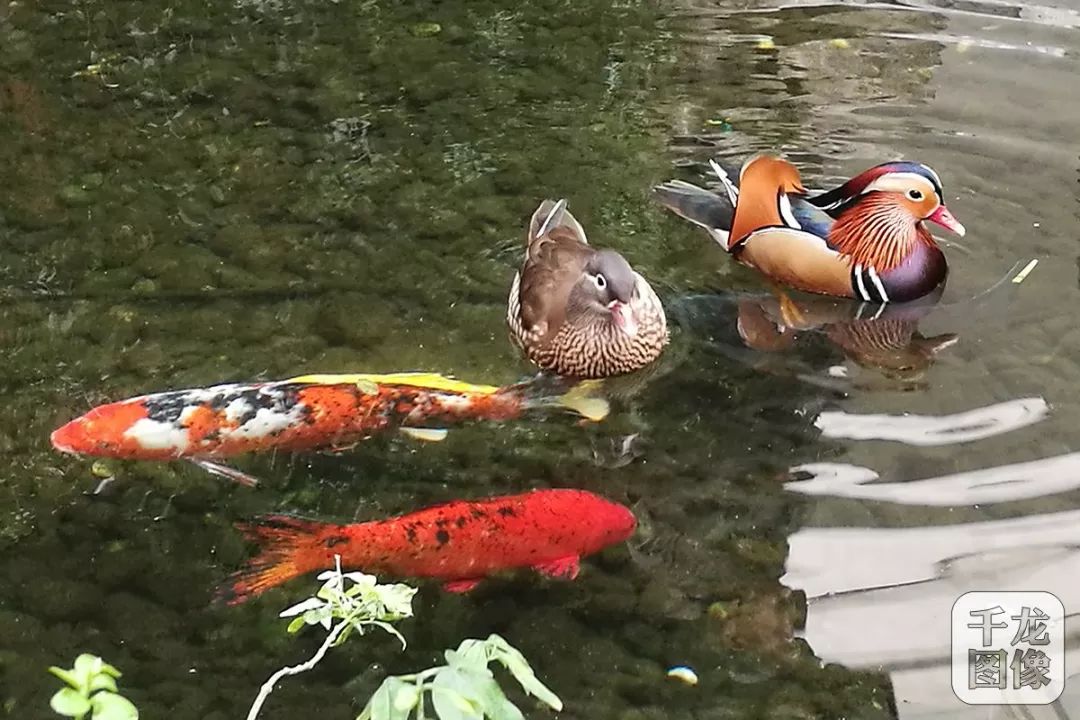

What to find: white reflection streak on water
left=814, top=397, right=1049, bottom=446
left=786, top=452, right=1080, bottom=506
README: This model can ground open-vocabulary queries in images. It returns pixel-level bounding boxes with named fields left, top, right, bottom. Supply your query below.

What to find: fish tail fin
left=216, top=515, right=337, bottom=606
left=652, top=178, right=735, bottom=249
left=509, top=376, right=610, bottom=423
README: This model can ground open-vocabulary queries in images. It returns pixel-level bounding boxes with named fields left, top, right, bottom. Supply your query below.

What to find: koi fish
left=50, top=373, right=608, bottom=483
left=219, top=488, right=636, bottom=604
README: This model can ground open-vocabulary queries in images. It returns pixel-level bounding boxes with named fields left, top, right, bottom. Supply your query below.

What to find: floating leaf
left=48, top=666, right=80, bottom=689
left=90, top=691, right=138, bottom=720
left=366, top=679, right=394, bottom=720
left=89, top=673, right=119, bottom=694
left=279, top=597, right=326, bottom=619
left=486, top=637, right=562, bottom=711
left=470, top=675, right=524, bottom=720
left=73, top=654, right=101, bottom=688
left=50, top=688, right=91, bottom=717
left=390, top=680, right=420, bottom=715
left=98, top=662, right=123, bottom=679
left=451, top=639, right=492, bottom=669
left=431, top=688, right=482, bottom=720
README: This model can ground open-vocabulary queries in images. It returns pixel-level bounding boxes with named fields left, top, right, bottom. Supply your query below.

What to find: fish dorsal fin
left=729, top=156, right=808, bottom=249
left=285, top=372, right=501, bottom=395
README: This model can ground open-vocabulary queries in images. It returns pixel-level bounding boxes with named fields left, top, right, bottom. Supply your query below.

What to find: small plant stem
left=246, top=619, right=350, bottom=720
left=416, top=679, right=428, bottom=720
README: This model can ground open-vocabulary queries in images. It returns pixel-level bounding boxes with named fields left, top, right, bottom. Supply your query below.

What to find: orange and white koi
left=51, top=373, right=607, bottom=483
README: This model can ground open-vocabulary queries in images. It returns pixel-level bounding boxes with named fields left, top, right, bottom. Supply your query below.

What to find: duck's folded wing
left=739, top=227, right=854, bottom=298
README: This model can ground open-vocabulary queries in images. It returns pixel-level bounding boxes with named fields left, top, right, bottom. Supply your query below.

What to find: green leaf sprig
left=358, top=634, right=562, bottom=720
left=48, top=654, right=138, bottom=720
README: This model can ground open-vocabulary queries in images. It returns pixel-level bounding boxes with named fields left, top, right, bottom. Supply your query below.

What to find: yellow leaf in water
left=829, top=38, right=850, bottom=49
left=756, top=38, right=776, bottom=50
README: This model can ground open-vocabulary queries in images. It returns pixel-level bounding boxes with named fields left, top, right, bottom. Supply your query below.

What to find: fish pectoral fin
left=399, top=427, right=449, bottom=442
left=189, top=459, right=262, bottom=487
left=189, top=459, right=261, bottom=487
left=443, top=578, right=483, bottom=593
left=534, top=555, right=581, bottom=581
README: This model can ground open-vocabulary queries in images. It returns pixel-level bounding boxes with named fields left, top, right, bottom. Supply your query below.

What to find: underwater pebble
left=58, top=184, right=92, bottom=207
left=667, top=666, right=698, bottom=685
left=90, top=460, right=114, bottom=479
left=411, top=22, right=441, bottom=37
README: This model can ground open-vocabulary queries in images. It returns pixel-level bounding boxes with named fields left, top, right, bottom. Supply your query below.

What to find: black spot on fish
left=144, top=391, right=206, bottom=424
left=143, top=383, right=304, bottom=426
left=435, top=529, right=450, bottom=546
left=324, top=535, right=348, bottom=548
left=497, top=506, right=516, bottom=518
left=406, top=526, right=418, bottom=544
left=455, top=517, right=467, bottom=528
left=470, top=509, right=487, bottom=519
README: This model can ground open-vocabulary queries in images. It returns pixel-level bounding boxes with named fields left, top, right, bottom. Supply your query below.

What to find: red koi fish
left=51, top=373, right=607, bottom=482
left=219, top=488, right=636, bottom=604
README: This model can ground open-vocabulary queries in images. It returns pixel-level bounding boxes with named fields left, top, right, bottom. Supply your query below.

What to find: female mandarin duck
left=653, top=155, right=966, bottom=303
left=507, top=199, right=669, bottom=378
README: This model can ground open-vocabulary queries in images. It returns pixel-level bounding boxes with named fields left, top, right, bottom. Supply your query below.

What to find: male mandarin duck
left=653, top=155, right=966, bottom=303
left=507, top=199, right=669, bottom=379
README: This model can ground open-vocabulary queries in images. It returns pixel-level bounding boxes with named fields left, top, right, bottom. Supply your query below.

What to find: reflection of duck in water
left=654, top=155, right=965, bottom=303
left=670, top=285, right=956, bottom=387
left=735, top=285, right=957, bottom=381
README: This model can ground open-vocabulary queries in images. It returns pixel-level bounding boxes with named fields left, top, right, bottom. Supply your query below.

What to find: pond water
left=2, top=0, right=1078, bottom=718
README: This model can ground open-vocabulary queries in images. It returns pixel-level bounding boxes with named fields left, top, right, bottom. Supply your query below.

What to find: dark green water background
left=3, top=0, right=1079, bottom=718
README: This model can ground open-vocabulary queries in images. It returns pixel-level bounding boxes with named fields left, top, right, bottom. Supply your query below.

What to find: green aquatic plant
left=357, top=634, right=563, bottom=720
left=246, top=555, right=418, bottom=720
left=47, top=654, right=138, bottom=720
